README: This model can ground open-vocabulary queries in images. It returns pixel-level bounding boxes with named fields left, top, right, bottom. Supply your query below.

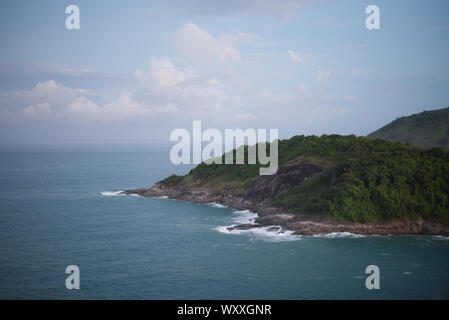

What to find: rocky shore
left=121, top=182, right=449, bottom=236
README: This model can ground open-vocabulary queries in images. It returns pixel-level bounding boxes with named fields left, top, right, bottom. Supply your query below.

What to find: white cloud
left=0, top=24, right=263, bottom=128
left=174, top=22, right=260, bottom=62
left=229, top=29, right=262, bottom=43
left=134, top=57, right=187, bottom=90
left=20, top=102, right=52, bottom=117
left=67, top=96, right=99, bottom=115
left=297, top=83, right=307, bottom=93
left=134, top=57, right=228, bottom=115
left=16, top=80, right=77, bottom=109
left=4, top=53, right=233, bottom=124
left=4, top=80, right=180, bottom=125
left=316, top=69, right=331, bottom=84
left=288, top=50, right=303, bottom=64
left=149, top=57, right=186, bottom=89
left=65, top=92, right=179, bottom=124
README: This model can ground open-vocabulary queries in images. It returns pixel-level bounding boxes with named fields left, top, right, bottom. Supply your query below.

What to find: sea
left=0, top=144, right=448, bottom=299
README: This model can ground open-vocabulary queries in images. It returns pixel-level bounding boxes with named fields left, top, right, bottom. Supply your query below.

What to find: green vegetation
left=367, top=106, right=449, bottom=149
left=160, top=174, right=184, bottom=187
left=163, top=135, right=449, bottom=224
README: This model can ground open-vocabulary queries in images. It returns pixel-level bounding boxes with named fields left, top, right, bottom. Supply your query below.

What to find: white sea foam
left=207, top=202, right=228, bottom=208
left=214, top=225, right=301, bottom=242
left=433, top=235, right=449, bottom=240
left=101, top=191, right=142, bottom=197
left=101, top=191, right=124, bottom=196
left=231, top=209, right=258, bottom=225
left=215, top=209, right=301, bottom=242
left=155, top=196, right=168, bottom=199
left=215, top=206, right=368, bottom=241
left=312, top=232, right=365, bottom=238
left=214, top=225, right=237, bottom=234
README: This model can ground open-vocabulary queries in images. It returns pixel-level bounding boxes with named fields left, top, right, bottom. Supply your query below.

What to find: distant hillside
left=367, top=107, right=449, bottom=149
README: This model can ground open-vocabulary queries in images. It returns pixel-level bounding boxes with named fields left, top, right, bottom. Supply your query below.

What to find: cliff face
left=243, top=158, right=327, bottom=203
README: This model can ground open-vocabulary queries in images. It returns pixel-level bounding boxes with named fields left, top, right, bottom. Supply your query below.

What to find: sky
left=0, top=0, right=448, bottom=145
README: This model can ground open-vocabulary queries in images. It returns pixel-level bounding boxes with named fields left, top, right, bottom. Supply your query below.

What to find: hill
left=367, top=107, right=449, bottom=149
left=124, top=135, right=449, bottom=234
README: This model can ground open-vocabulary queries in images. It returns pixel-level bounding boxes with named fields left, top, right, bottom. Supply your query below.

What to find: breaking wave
left=101, top=191, right=124, bottom=196
left=207, top=202, right=228, bottom=208
left=215, top=209, right=301, bottom=242
left=312, top=232, right=365, bottom=238
left=215, top=224, right=301, bottom=242
left=433, top=235, right=449, bottom=240
left=101, top=191, right=141, bottom=197
left=231, top=209, right=258, bottom=224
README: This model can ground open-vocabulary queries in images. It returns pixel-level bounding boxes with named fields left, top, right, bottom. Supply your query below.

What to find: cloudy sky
left=0, top=0, right=448, bottom=145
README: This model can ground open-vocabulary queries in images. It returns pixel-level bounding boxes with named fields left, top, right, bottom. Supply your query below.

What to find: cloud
left=229, top=29, right=262, bottom=43
left=20, top=102, right=52, bottom=118
left=174, top=22, right=260, bottom=62
left=3, top=80, right=179, bottom=125
left=3, top=55, right=232, bottom=125
left=297, top=83, right=307, bottom=93
left=134, top=57, right=188, bottom=90
left=16, top=80, right=78, bottom=109
left=66, top=92, right=179, bottom=123
left=134, top=57, right=228, bottom=115
left=148, top=57, right=186, bottom=89
left=288, top=50, right=303, bottom=64
left=316, top=69, right=331, bottom=84
left=0, top=62, right=132, bottom=93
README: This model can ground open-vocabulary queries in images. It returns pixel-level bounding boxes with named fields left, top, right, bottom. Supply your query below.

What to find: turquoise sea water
left=0, top=145, right=448, bottom=299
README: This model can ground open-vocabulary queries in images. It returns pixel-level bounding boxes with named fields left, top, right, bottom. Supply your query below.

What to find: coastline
left=121, top=183, right=449, bottom=237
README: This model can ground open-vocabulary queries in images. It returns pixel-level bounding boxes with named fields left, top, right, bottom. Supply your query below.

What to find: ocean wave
left=101, top=191, right=124, bottom=196
left=231, top=209, right=258, bottom=225
left=207, top=202, right=228, bottom=208
left=312, top=232, right=365, bottom=238
left=433, top=235, right=449, bottom=240
left=214, top=208, right=301, bottom=242
left=101, top=191, right=142, bottom=197
left=214, top=225, right=301, bottom=242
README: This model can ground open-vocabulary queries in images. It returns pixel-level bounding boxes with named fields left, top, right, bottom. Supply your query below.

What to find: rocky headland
left=122, top=155, right=449, bottom=236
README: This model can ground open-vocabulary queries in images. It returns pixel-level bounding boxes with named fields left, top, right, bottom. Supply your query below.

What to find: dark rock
left=243, top=158, right=327, bottom=203
left=227, top=224, right=260, bottom=231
